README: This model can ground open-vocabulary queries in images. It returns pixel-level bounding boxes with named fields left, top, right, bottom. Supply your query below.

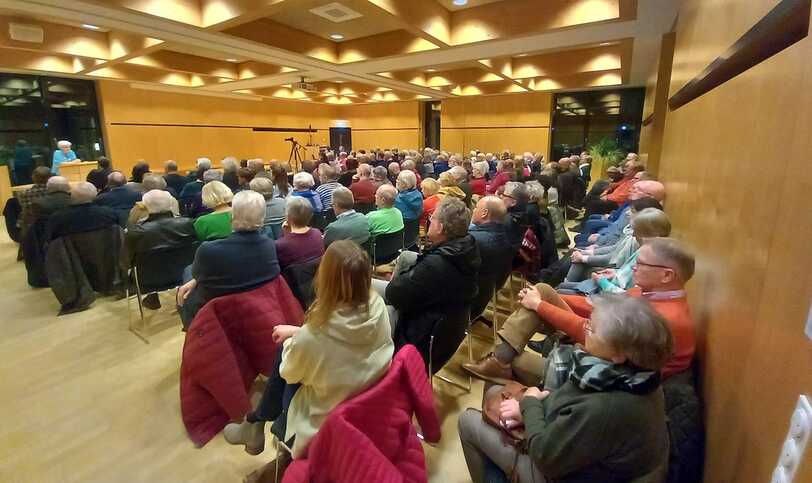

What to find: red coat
left=283, top=345, right=441, bottom=483
left=180, top=277, right=304, bottom=446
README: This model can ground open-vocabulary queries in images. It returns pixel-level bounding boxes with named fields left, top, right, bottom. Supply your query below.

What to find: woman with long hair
left=224, top=240, right=394, bottom=479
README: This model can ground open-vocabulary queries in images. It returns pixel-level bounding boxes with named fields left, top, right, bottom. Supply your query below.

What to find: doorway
left=422, top=101, right=440, bottom=149
left=329, top=127, right=351, bottom=152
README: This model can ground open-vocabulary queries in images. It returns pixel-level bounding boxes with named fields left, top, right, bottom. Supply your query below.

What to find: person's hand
left=602, top=214, right=610, bottom=220
left=591, top=269, right=615, bottom=281
left=519, top=285, right=542, bottom=311
left=588, top=233, right=599, bottom=243
left=524, top=387, right=550, bottom=400
left=176, top=279, right=197, bottom=305
left=282, top=221, right=291, bottom=233
left=500, top=398, right=522, bottom=425
left=272, top=325, right=300, bottom=344
left=571, top=251, right=585, bottom=263
left=581, top=247, right=594, bottom=256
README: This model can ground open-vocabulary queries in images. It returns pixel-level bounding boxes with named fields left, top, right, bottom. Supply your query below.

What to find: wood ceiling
left=0, top=0, right=678, bottom=104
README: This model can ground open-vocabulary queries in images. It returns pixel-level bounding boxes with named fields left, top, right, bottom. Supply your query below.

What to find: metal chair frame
left=428, top=314, right=473, bottom=394
left=125, top=265, right=151, bottom=344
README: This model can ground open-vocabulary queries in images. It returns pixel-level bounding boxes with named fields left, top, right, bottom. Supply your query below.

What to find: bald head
left=46, top=176, right=70, bottom=194
left=375, top=184, right=397, bottom=208
left=630, top=180, right=666, bottom=202
left=472, top=195, right=507, bottom=225
left=71, top=182, right=98, bottom=204
left=107, top=171, right=126, bottom=187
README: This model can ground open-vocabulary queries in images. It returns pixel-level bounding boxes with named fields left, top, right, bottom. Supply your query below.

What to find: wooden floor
left=0, top=226, right=489, bottom=483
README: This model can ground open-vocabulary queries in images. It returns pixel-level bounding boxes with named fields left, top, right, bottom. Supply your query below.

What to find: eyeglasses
left=633, top=260, right=674, bottom=271
left=499, top=193, right=515, bottom=200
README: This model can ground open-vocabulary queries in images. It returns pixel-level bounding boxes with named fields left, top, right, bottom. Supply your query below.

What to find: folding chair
left=370, top=229, right=404, bottom=265
left=402, top=218, right=420, bottom=251
left=428, top=308, right=473, bottom=394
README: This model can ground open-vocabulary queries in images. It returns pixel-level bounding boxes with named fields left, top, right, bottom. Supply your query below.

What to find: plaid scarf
left=548, top=345, right=660, bottom=395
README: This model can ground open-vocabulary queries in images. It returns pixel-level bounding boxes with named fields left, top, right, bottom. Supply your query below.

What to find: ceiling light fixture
left=515, top=53, right=529, bottom=58
left=425, top=68, right=437, bottom=72
left=599, top=42, right=612, bottom=46
left=453, top=0, right=469, bottom=5
left=81, top=24, right=101, bottom=30
left=330, top=33, right=345, bottom=40
left=225, top=58, right=239, bottom=62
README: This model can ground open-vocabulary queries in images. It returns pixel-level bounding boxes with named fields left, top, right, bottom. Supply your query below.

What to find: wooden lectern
left=58, top=161, right=98, bottom=182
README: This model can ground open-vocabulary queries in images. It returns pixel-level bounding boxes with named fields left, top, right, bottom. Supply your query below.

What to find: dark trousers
left=574, top=218, right=611, bottom=246
left=248, top=349, right=300, bottom=442
left=583, top=199, right=619, bottom=219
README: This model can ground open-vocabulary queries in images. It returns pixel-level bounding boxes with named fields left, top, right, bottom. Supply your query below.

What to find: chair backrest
left=281, top=256, right=321, bottom=310
left=310, top=212, right=328, bottom=231
left=354, top=202, right=375, bottom=214
left=372, top=229, right=403, bottom=265
left=133, top=241, right=199, bottom=293
left=428, top=306, right=471, bottom=374
left=402, top=218, right=420, bottom=250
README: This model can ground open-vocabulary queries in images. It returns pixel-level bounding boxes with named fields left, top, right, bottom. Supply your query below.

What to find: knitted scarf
left=547, top=345, right=660, bottom=395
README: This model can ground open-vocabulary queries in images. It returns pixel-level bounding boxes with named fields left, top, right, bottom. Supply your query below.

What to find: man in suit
left=46, top=182, right=118, bottom=240
left=163, top=160, right=187, bottom=195
left=323, top=187, right=370, bottom=247
left=95, top=171, right=142, bottom=224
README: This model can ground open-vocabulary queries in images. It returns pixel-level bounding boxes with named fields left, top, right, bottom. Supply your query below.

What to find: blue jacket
left=394, top=188, right=424, bottom=221
left=95, top=186, right=142, bottom=211
left=51, top=149, right=77, bottom=174
left=292, top=189, right=324, bottom=213
left=597, top=206, right=632, bottom=246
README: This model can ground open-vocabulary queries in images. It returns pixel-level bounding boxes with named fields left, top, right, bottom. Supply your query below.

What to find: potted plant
left=586, top=137, right=625, bottom=183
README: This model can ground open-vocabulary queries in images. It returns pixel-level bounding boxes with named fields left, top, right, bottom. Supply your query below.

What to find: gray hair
left=46, top=176, right=70, bottom=193
left=203, top=169, right=223, bottom=183
left=332, top=187, right=354, bottom=210
left=231, top=190, right=265, bottom=231
left=197, top=157, right=212, bottom=170
left=449, top=166, right=468, bottom=183
left=503, top=181, right=526, bottom=202
left=631, top=207, right=671, bottom=239
left=318, top=163, right=338, bottom=182
left=286, top=196, right=313, bottom=226
left=222, top=156, right=239, bottom=172
left=375, top=184, right=397, bottom=207
left=142, top=190, right=174, bottom=214
left=108, top=171, right=126, bottom=187
left=357, top=163, right=372, bottom=177
left=249, top=177, right=274, bottom=198
left=434, top=196, right=471, bottom=239
left=293, top=171, right=315, bottom=190
left=372, top=166, right=388, bottom=183
left=396, top=170, right=417, bottom=191
left=591, top=294, right=674, bottom=371
left=71, top=182, right=97, bottom=203
left=645, top=237, right=696, bottom=282
left=142, top=173, right=167, bottom=192
left=525, top=181, right=545, bottom=203
left=472, top=161, right=489, bottom=178
left=201, top=180, right=233, bottom=208
left=164, top=160, right=178, bottom=172
left=248, top=159, right=266, bottom=173
left=57, top=140, right=72, bottom=148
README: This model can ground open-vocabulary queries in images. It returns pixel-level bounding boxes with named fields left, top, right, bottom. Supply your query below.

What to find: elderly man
left=315, top=163, right=342, bottom=211
left=350, top=163, right=377, bottom=205
left=449, top=166, right=472, bottom=207
left=366, top=184, right=404, bottom=236
left=387, top=162, right=401, bottom=185
left=378, top=197, right=481, bottom=369
left=180, top=158, right=212, bottom=195
left=249, top=159, right=270, bottom=179
left=469, top=196, right=514, bottom=318
left=323, top=187, right=369, bottom=247
left=499, top=181, right=528, bottom=252
left=464, top=237, right=696, bottom=385
left=96, top=171, right=142, bottom=223
left=584, top=156, right=646, bottom=217
left=31, top=176, right=72, bottom=220
left=46, top=182, right=118, bottom=240
left=19, top=167, right=51, bottom=223
left=127, top=174, right=181, bottom=225
left=291, top=171, right=323, bottom=213
left=177, top=190, right=281, bottom=327
left=51, top=140, right=77, bottom=174
left=163, top=160, right=187, bottom=194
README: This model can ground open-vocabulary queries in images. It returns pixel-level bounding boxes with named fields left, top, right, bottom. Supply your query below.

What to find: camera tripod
left=286, top=137, right=305, bottom=172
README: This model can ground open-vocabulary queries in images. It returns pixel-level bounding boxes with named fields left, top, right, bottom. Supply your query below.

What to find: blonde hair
left=421, top=177, right=440, bottom=197
left=438, top=171, right=457, bottom=188
left=306, top=240, right=372, bottom=328
left=631, top=207, right=671, bottom=239
left=201, top=180, right=233, bottom=209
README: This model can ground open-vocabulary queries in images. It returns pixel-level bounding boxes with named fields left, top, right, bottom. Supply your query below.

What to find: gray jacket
left=323, top=210, right=370, bottom=247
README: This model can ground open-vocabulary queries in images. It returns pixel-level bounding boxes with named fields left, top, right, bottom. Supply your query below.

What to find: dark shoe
left=462, top=353, right=515, bottom=385
left=142, top=292, right=161, bottom=310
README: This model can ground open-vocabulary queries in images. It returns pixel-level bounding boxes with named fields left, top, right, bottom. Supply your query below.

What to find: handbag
left=482, top=381, right=529, bottom=448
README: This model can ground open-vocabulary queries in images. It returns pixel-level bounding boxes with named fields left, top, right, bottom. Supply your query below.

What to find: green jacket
left=323, top=210, right=370, bottom=247
left=520, top=380, right=668, bottom=482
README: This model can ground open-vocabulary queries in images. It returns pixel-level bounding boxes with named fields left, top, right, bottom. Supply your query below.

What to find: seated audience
left=420, top=177, right=441, bottom=228
left=315, top=164, right=342, bottom=211
left=387, top=162, right=401, bottom=185
left=337, top=157, right=358, bottom=187
left=377, top=197, right=480, bottom=367
left=163, top=160, right=187, bottom=194
left=221, top=156, right=240, bottom=191
left=584, top=155, right=645, bottom=217
left=126, top=174, right=180, bottom=225
left=249, top=177, right=286, bottom=240
left=19, top=167, right=52, bottom=225
left=275, top=197, right=325, bottom=269
left=271, top=164, right=292, bottom=198
left=46, top=182, right=118, bottom=240
left=177, top=190, right=281, bottom=326
left=123, top=190, right=196, bottom=309
left=371, top=166, right=391, bottom=187
left=465, top=237, right=695, bottom=385
left=577, top=179, right=666, bottom=247
left=459, top=295, right=672, bottom=483
left=291, top=172, right=324, bottom=213
left=248, top=159, right=270, bottom=179
left=86, top=156, right=112, bottom=192
left=486, top=159, right=514, bottom=194
left=125, top=162, right=151, bottom=193
left=224, top=240, right=393, bottom=479
left=470, top=161, right=488, bottom=197
left=500, top=181, right=528, bottom=252
left=401, top=159, right=422, bottom=187
left=193, top=180, right=233, bottom=241
left=180, top=158, right=212, bottom=197
left=95, top=171, right=142, bottom=222
left=450, top=166, right=473, bottom=207
left=237, top=167, right=256, bottom=191
left=393, top=170, right=423, bottom=222
left=469, top=196, right=514, bottom=318
left=349, top=163, right=377, bottom=204
left=437, top=171, right=466, bottom=202
left=366, top=185, right=404, bottom=236
left=323, top=187, right=370, bottom=247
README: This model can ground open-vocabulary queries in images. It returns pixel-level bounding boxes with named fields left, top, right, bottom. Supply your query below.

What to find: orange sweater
left=536, top=289, right=696, bottom=379
left=603, top=177, right=636, bottom=204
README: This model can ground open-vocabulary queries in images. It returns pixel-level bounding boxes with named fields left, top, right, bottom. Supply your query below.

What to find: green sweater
left=519, top=381, right=668, bottom=482
left=194, top=210, right=233, bottom=241
left=366, top=207, right=404, bottom=236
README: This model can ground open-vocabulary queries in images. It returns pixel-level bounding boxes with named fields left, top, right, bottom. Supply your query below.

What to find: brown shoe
left=462, top=353, right=515, bottom=385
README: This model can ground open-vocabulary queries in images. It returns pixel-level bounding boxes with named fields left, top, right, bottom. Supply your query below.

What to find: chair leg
left=492, top=289, right=500, bottom=350
left=129, top=267, right=149, bottom=344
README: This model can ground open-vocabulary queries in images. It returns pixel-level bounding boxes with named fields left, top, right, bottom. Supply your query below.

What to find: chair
left=310, top=212, right=328, bottom=231
left=427, top=307, right=473, bottom=393
left=281, top=256, right=321, bottom=311
left=354, top=202, right=375, bottom=214
left=403, top=218, right=420, bottom=251
left=370, top=229, right=404, bottom=265
left=127, top=242, right=199, bottom=343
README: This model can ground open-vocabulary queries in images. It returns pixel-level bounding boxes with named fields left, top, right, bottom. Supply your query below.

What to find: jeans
left=248, top=349, right=301, bottom=443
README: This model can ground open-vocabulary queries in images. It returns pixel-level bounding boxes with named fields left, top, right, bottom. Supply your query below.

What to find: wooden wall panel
left=638, top=32, right=675, bottom=176
left=337, top=102, right=421, bottom=150
left=658, top=1, right=812, bottom=482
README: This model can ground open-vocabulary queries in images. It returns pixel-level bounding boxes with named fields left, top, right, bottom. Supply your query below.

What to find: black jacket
left=86, top=167, right=112, bottom=192
left=164, top=173, right=188, bottom=195
left=388, top=234, right=481, bottom=370
left=469, top=222, right=514, bottom=318
left=46, top=203, right=119, bottom=241
left=96, top=186, right=142, bottom=211
left=123, top=212, right=197, bottom=267
left=32, top=191, right=71, bottom=219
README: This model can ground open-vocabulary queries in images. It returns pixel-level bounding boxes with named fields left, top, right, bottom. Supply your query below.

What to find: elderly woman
left=470, top=161, right=489, bottom=197
left=393, top=170, right=423, bottom=222
left=275, top=196, right=324, bottom=269
left=177, top=190, right=281, bottom=327
left=371, top=165, right=391, bottom=188
left=125, top=162, right=151, bottom=193
left=486, top=159, right=514, bottom=195
left=193, top=180, right=233, bottom=241
left=221, top=156, right=240, bottom=191
left=291, top=171, right=324, bottom=213
left=458, top=295, right=671, bottom=483
left=419, top=177, right=441, bottom=229
left=51, top=140, right=77, bottom=175
left=127, top=173, right=180, bottom=225
left=250, top=177, right=286, bottom=240
left=437, top=171, right=466, bottom=202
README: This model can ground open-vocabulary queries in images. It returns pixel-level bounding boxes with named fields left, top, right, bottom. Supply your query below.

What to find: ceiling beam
left=363, top=0, right=451, bottom=48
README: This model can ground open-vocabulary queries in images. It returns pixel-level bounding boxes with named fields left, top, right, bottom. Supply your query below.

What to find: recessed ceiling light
left=330, top=33, right=345, bottom=41
left=453, top=0, right=469, bottom=5
left=81, top=24, right=101, bottom=30
left=425, top=68, right=437, bottom=72
left=225, top=58, right=239, bottom=62
left=515, top=53, right=529, bottom=58
left=599, top=42, right=612, bottom=46
left=334, top=80, right=344, bottom=83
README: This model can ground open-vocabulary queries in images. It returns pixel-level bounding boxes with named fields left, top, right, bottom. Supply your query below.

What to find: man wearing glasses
left=463, top=237, right=697, bottom=385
